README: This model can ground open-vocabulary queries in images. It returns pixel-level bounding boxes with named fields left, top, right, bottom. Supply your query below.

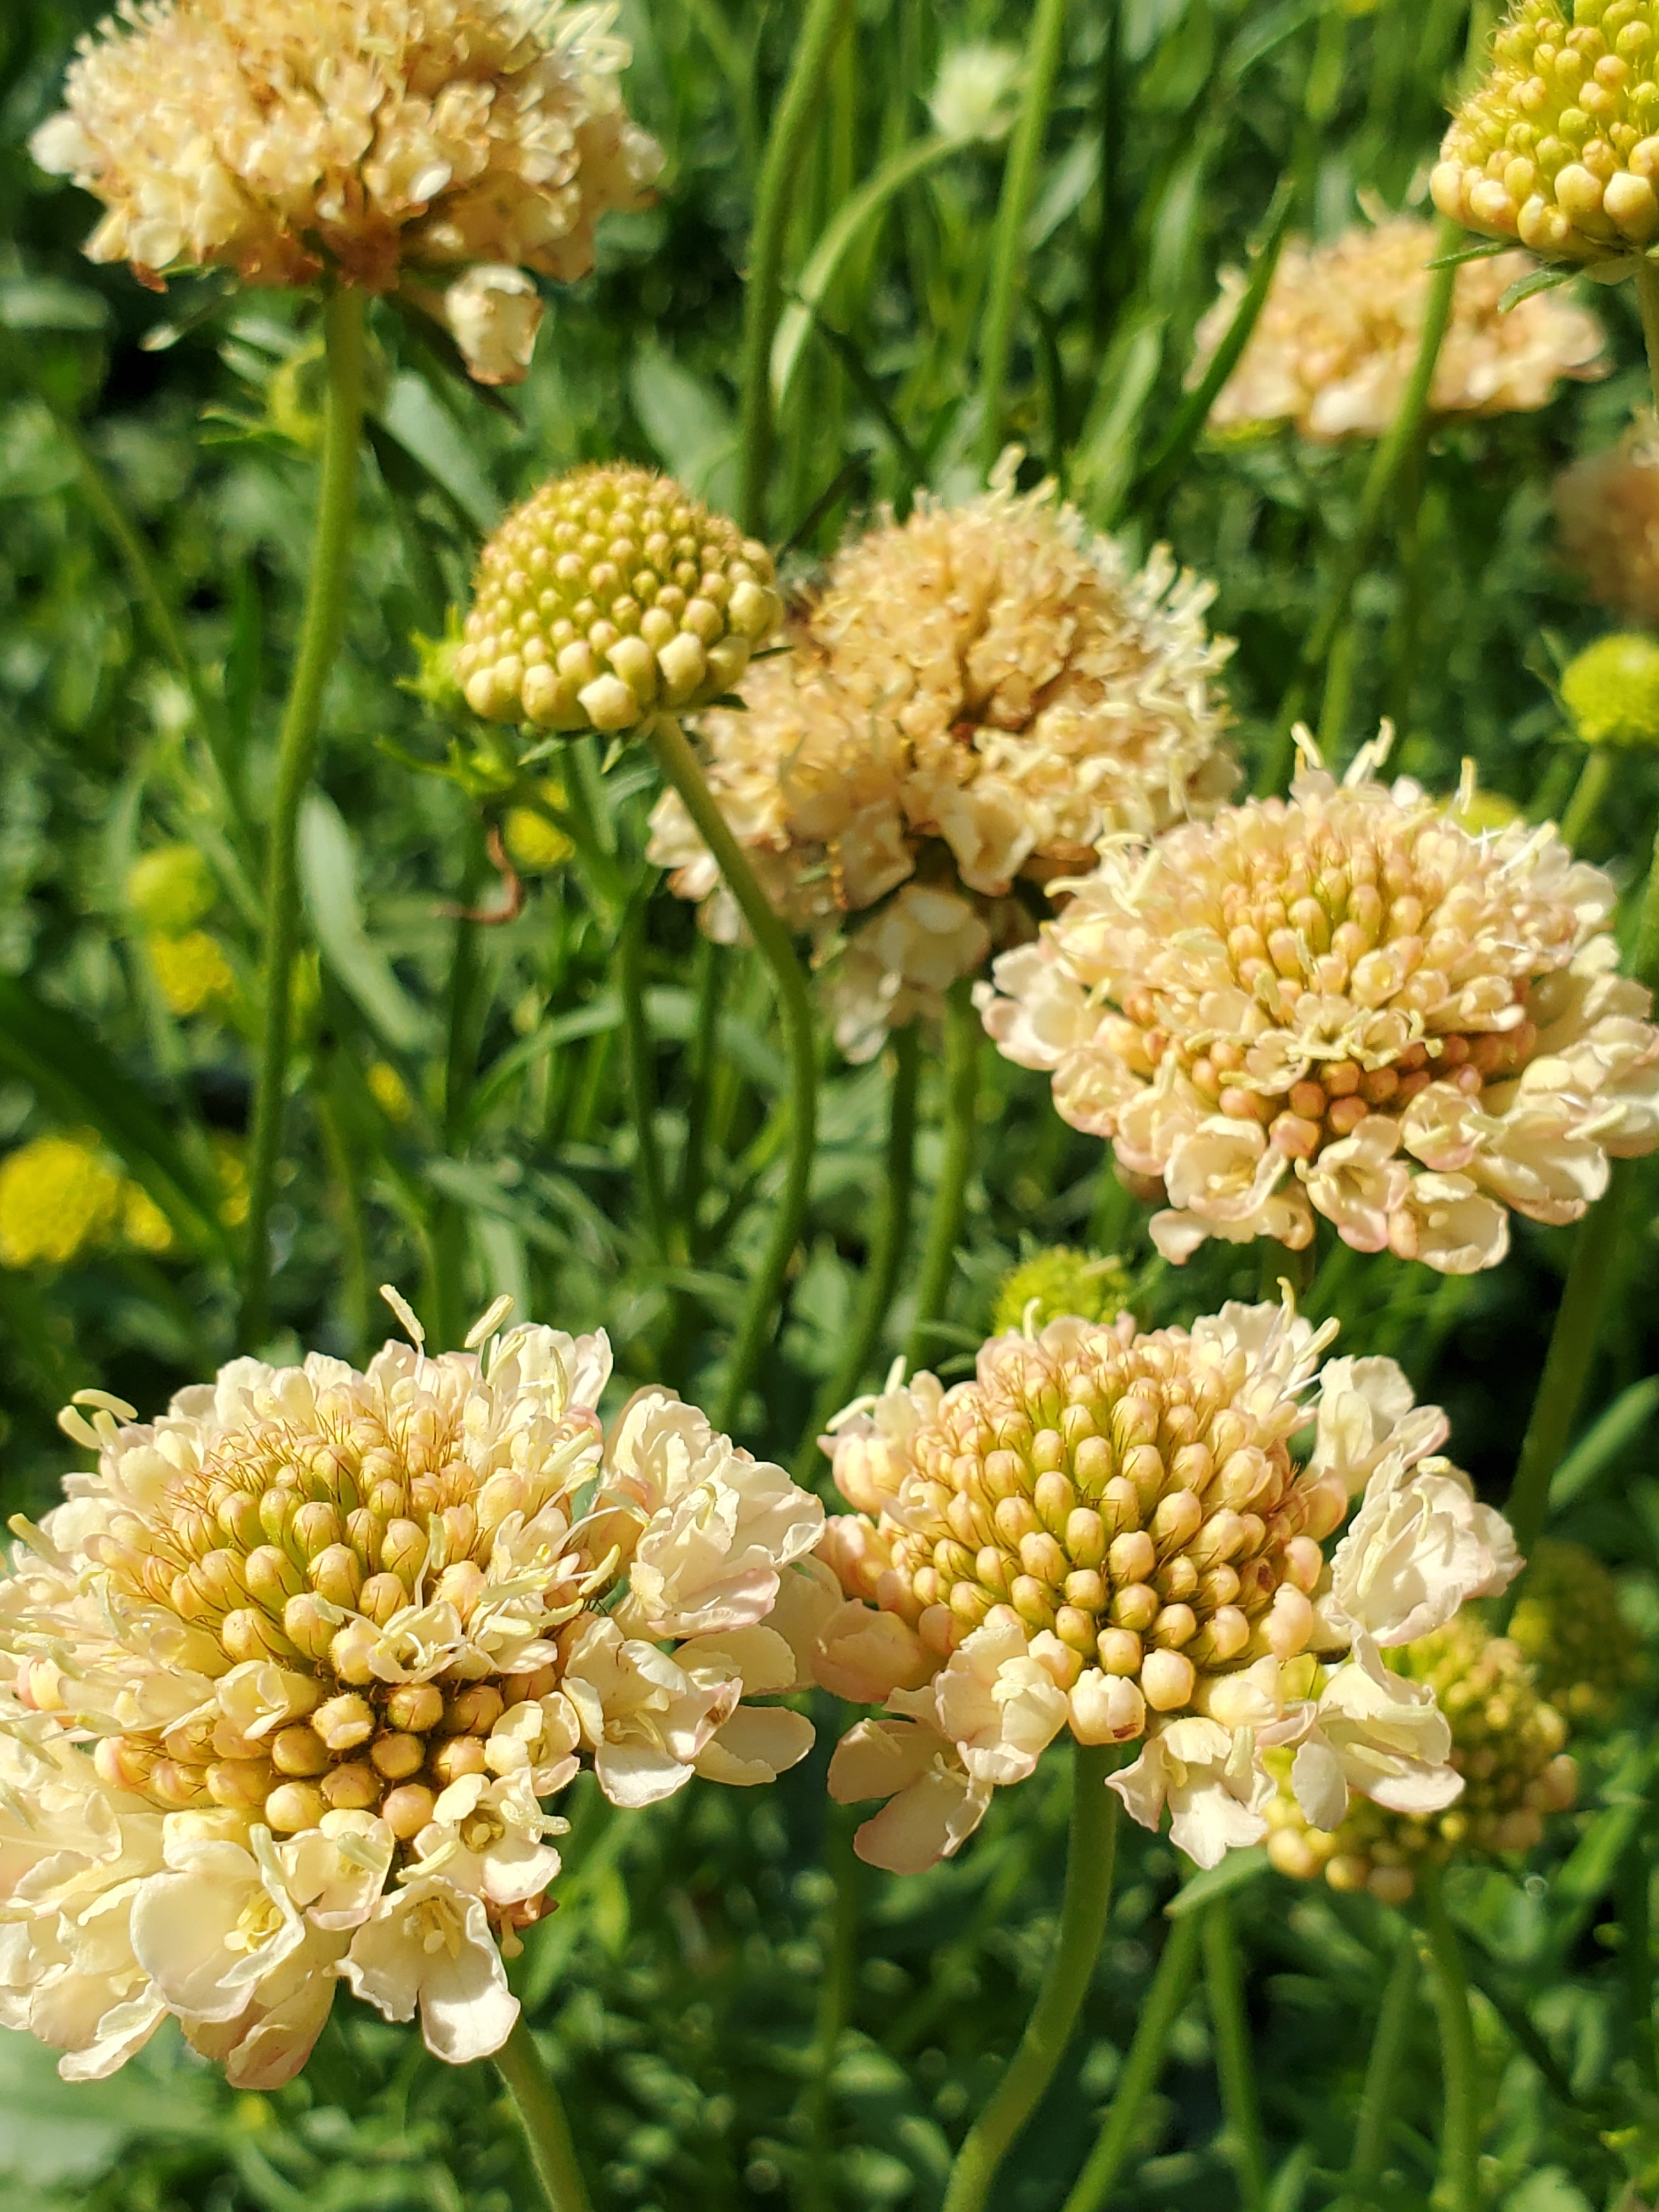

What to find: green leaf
left=628, top=342, right=739, bottom=508
left=1426, top=236, right=1517, bottom=269
left=1499, top=263, right=1578, bottom=311
left=0, top=278, right=110, bottom=334
left=1164, top=1845, right=1271, bottom=1916
left=1549, top=1373, right=1659, bottom=1508
left=297, top=792, right=437, bottom=1057
left=375, top=370, right=501, bottom=537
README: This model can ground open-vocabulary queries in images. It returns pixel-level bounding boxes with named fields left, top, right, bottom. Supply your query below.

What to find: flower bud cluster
left=0, top=1135, right=177, bottom=1270
left=459, top=465, right=781, bottom=736
left=1556, top=422, right=1659, bottom=623
left=1509, top=1536, right=1643, bottom=1723
left=1433, top=0, right=1659, bottom=262
left=1266, top=1615, right=1577, bottom=1901
left=1193, top=217, right=1604, bottom=443
left=990, top=1248, right=1132, bottom=1338
left=0, top=1305, right=825, bottom=2083
left=647, top=460, right=1237, bottom=1062
left=29, top=0, right=660, bottom=383
left=812, top=1302, right=1517, bottom=1874
left=980, top=748, right=1659, bottom=1271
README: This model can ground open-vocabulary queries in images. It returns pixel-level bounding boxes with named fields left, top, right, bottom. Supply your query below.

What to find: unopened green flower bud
left=1561, top=631, right=1659, bottom=747
left=127, top=844, right=216, bottom=933
left=1508, top=1536, right=1643, bottom=1726
left=458, top=462, right=782, bottom=736
left=991, top=1248, right=1132, bottom=1337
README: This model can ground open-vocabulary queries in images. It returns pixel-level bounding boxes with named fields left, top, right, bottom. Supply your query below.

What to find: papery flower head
left=1266, top=1612, right=1577, bottom=1902
left=979, top=737, right=1659, bottom=1269
left=1508, top=1535, right=1643, bottom=1724
left=458, top=464, right=782, bottom=734
left=0, top=1291, right=824, bottom=2083
left=648, top=458, right=1237, bottom=1062
left=810, top=1300, right=1517, bottom=1873
left=1432, top=0, right=1659, bottom=263
left=30, top=0, right=662, bottom=382
left=1557, top=422, right=1659, bottom=622
left=1192, top=215, right=1604, bottom=443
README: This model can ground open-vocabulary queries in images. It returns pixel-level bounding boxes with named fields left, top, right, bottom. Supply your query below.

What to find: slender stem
left=238, top=288, right=367, bottom=1348
left=905, top=979, right=981, bottom=1369
left=736, top=0, right=856, bottom=535
left=941, top=1745, right=1120, bottom=2212
left=1203, top=1899, right=1267, bottom=2210
left=646, top=715, right=818, bottom=1436
left=1634, top=256, right=1659, bottom=419
left=494, top=2017, right=595, bottom=2212
left=679, top=935, right=725, bottom=1233
left=797, top=1811, right=859, bottom=2212
left=1633, top=812, right=1659, bottom=990
left=794, top=1024, right=921, bottom=1484
left=1620, top=1822, right=1656, bottom=2094
left=619, top=888, right=672, bottom=1257
left=1341, top=1935, right=1419, bottom=2210
left=1060, top=1905, right=1203, bottom=2212
left=1419, top=1864, right=1480, bottom=2212
left=1559, top=747, right=1614, bottom=853
left=976, top=0, right=1070, bottom=477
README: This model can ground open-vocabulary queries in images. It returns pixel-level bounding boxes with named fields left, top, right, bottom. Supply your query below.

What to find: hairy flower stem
left=976, top=0, right=1070, bottom=476
left=1340, top=1934, right=1419, bottom=2211
left=1203, top=1898, right=1268, bottom=2209
left=646, top=714, right=817, bottom=1434
left=794, top=1024, right=921, bottom=1485
left=736, top=0, right=856, bottom=535
left=1419, top=1863, right=1480, bottom=2212
left=905, top=978, right=981, bottom=1368
left=494, top=2018, right=595, bottom=2212
left=941, top=1745, right=1120, bottom=2212
left=1559, top=748, right=1614, bottom=853
left=1060, top=1903, right=1203, bottom=2212
left=239, top=286, right=367, bottom=1349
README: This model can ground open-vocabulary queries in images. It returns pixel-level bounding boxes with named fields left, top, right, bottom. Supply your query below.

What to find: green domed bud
left=457, top=463, right=783, bottom=738
left=126, top=844, right=216, bottom=933
left=991, top=1247, right=1132, bottom=1336
left=1509, top=1536, right=1643, bottom=1726
left=1561, top=631, right=1659, bottom=746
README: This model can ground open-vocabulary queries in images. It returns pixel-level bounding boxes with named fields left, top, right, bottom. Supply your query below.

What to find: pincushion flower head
left=980, top=736, right=1659, bottom=1270
left=0, top=1291, right=824, bottom=2084
left=646, top=459, right=1237, bottom=1063
left=29, top=0, right=662, bottom=384
left=1556, top=421, right=1659, bottom=625
left=1192, top=215, right=1604, bottom=443
left=811, top=1296, right=1517, bottom=1874
left=1432, top=0, right=1659, bottom=264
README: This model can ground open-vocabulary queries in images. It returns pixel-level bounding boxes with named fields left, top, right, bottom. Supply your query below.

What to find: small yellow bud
left=1561, top=632, right=1659, bottom=748
left=127, top=844, right=215, bottom=932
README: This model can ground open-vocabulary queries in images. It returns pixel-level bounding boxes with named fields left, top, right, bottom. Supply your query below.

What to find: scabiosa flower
left=29, top=0, right=662, bottom=384
left=1192, top=216, right=1604, bottom=442
left=1556, top=422, right=1659, bottom=623
left=980, top=740, right=1659, bottom=1269
left=0, top=1292, right=824, bottom=2083
left=1508, top=1536, right=1643, bottom=1724
left=647, top=460, right=1237, bottom=1063
left=990, top=1247, right=1132, bottom=1338
left=1431, top=0, right=1659, bottom=263
left=809, top=1299, right=1516, bottom=1873
left=1265, top=1613, right=1577, bottom=1903
left=456, top=464, right=782, bottom=735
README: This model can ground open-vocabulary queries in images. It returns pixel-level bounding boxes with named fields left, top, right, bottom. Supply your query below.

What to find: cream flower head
left=29, top=0, right=662, bottom=382
left=1192, top=216, right=1604, bottom=443
left=810, top=1300, right=1516, bottom=1873
left=0, top=1292, right=824, bottom=2084
left=980, top=737, right=1659, bottom=1269
left=1556, top=420, right=1659, bottom=624
left=1432, top=0, right=1659, bottom=263
left=647, top=458, right=1237, bottom=1062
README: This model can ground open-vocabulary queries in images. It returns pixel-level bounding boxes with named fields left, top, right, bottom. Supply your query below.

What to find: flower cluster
left=1266, top=1612, right=1577, bottom=1902
left=811, top=1300, right=1516, bottom=1874
left=648, top=463, right=1236, bottom=1062
left=458, top=464, right=782, bottom=735
left=1432, top=0, right=1659, bottom=263
left=30, top=0, right=661, bottom=383
left=1192, top=216, right=1604, bottom=442
left=0, top=1297, right=825, bottom=2083
left=0, top=1135, right=174, bottom=1269
left=980, top=746, right=1659, bottom=1269
left=1509, top=1536, right=1643, bottom=1724
left=1556, top=421, right=1659, bottom=626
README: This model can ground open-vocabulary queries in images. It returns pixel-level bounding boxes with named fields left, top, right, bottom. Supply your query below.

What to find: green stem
left=1203, top=1899, right=1267, bottom=2210
left=646, top=715, right=818, bottom=1436
left=905, top=979, right=981, bottom=1369
left=1506, top=1177, right=1625, bottom=1556
left=736, top=0, right=856, bottom=535
left=1633, top=812, right=1659, bottom=990
left=1558, top=748, right=1614, bottom=853
left=619, top=888, right=672, bottom=1257
left=1060, top=1906, right=1203, bottom=2212
left=1620, top=1822, right=1656, bottom=2095
left=941, top=1745, right=1120, bottom=2212
left=238, top=287, right=367, bottom=1349
left=494, top=2017, right=594, bottom=2212
left=1419, top=1864, right=1480, bottom=2212
left=679, top=934, right=725, bottom=1234
left=797, top=1812, right=859, bottom=2212
left=794, top=1024, right=921, bottom=1485
left=1342, top=1935, right=1419, bottom=2210
left=976, top=0, right=1070, bottom=477
left=1634, top=256, right=1659, bottom=420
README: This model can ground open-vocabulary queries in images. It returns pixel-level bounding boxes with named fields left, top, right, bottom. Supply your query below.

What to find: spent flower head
left=458, top=464, right=782, bottom=736
left=810, top=1299, right=1517, bottom=1873
left=980, top=738, right=1659, bottom=1270
left=1192, top=216, right=1604, bottom=442
left=30, top=0, right=661, bottom=383
left=1266, top=1613, right=1577, bottom=1901
left=1508, top=1535, right=1643, bottom=1722
left=648, top=458, right=1236, bottom=1062
left=1561, top=629, right=1659, bottom=744
left=0, top=1293, right=825, bottom=2082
